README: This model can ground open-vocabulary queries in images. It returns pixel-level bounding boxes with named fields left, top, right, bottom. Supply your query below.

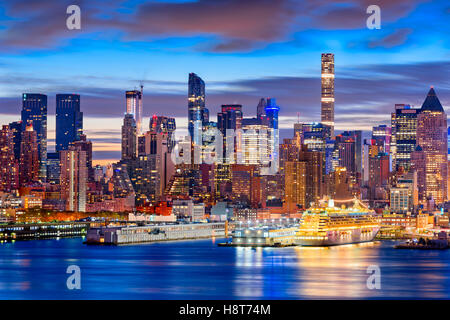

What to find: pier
left=0, top=222, right=90, bottom=241
left=86, top=222, right=226, bottom=245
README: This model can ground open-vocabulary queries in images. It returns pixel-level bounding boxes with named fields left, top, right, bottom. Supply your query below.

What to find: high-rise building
left=122, top=113, right=137, bottom=160
left=256, top=98, right=267, bottom=125
left=72, top=134, right=93, bottom=182
left=414, top=88, right=447, bottom=204
left=188, top=73, right=207, bottom=146
left=126, top=89, right=143, bottom=135
left=372, top=125, right=391, bottom=154
left=8, top=121, right=22, bottom=161
left=321, top=53, right=335, bottom=136
left=60, top=147, right=87, bottom=212
left=19, top=123, right=39, bottom=186
left=368, top=152, right=390, bottom=203
left=138, top=130, right=174, bottom=198
left=0, top=125, right=19, bottom=192
left=391, top=104, right=420, bottom=172
left=285, top=146, right=323, bottom=210
left=218, top=104, right=243, bottom=163
left=21, top=93, right=47, bottom=181
left=46, top=152, right=60, bottom=185
left=149, top=115, right=176, bottom=152
left=56, top=94, right=82, bottom=152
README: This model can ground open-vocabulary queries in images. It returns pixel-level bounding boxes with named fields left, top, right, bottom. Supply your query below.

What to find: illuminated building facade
left=56, top=94, right=82, bottom=152
left=60, top=147, right=87, bottom=212
left=21, top=93, right=47, bottom=181
left=188, top=73, right=207, bottom=146
left=122, top=113, right=137, bottom=160
left=415, top=88, right=447, bottom=204
left=391, top=104, right=419, bottom=172
left=0, top=125, right=19, bottom=192
left=19, top=123, right=39, bottom=186
left=126, top=89, right=143, bottom=135
left=321, top=53, right=335, bottom=136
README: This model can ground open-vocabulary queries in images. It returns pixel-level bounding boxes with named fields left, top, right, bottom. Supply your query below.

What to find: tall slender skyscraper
left=122, top=113, right=137, bottom=160
left=321, top=53, right=335, bottom=137
left=60, top=147, right=87, bottom=212
left=19, top=123, right=39, bottom=186
left=0, top=125, right=19, bottom=192
left=126, top=89, right=143, bottom=135
left=415, top=87, right=447, bottom=204
left=21, top=93, right=47, bottom=181
left=56, top=94, right=83, bottom=152
left=188, top=73, right=206, bottom=146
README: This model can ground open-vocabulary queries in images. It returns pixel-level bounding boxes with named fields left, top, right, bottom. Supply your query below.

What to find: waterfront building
left=321, top=53, right=335, bottom=136
left=391, top=104, right=420, bottom=171
left=19, top=123, right=39, bottom=186
left=60, top=147, right=87, bottom=212
left=415, top=87, right=448, bottom=204
left=390, top=172, right=418, bottom=214
left=121, top=113, right=137, bottom=160
left=0, top=125, right=19, bottom=192
left=55, top=94, right=82, bottom=152
left=172, top=199, right=205, bottom=221
left=21, top=93, right=47, bottom=181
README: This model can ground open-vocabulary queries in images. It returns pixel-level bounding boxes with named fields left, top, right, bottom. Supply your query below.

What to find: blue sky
left=0, top=0, right=449, bottom=164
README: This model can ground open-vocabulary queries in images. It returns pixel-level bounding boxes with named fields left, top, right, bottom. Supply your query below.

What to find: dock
left=86, top=222, right=226, bottom=245
left=0, top=222, right=90, bottom=241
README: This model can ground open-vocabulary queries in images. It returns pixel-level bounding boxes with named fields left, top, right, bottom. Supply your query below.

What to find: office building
left=55, top=94, right=82, bottom=152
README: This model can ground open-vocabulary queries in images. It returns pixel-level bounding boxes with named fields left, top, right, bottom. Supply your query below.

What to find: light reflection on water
left=1, top=238, right=450, bottom=299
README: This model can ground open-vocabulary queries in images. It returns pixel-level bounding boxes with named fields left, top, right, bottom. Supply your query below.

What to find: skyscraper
left=8, top=121, right=22, bottom=161
left=56, top=94, right=83, bottom=152
left=415, top=87, right=447, bottom=204
left=126, top=89, right=143, bottom=135
left=19, top=123, right=39, bottom=186
left=188, top=73, right=206, bottom=146
left=391, top=104, right=419, bottom=171
left=149, top=115, right=176, bottom=152
left=321, top=53, right=335, bottom=136
left=122, top=114, right=137, bottom=160
left=0, top=125, right=19, bottom=192
left=60, top=147, right=87, bottom=212
left=21, top=93, right=47, bottom=181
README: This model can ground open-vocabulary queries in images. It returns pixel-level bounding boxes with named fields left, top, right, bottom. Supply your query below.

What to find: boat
left=294, top=198, right=380, bottom=246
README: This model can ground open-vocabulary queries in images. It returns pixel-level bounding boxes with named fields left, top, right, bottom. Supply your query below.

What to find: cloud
left=0, top=0, right=430, bottom=53
left=368, top=28, right=412, bottom=48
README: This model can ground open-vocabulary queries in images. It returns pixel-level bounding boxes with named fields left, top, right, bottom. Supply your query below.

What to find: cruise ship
left=294, top=199, right=380, bottom=246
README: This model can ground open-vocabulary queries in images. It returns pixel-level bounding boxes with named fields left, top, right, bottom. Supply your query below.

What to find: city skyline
left=0, top=0, right=449, bottom=164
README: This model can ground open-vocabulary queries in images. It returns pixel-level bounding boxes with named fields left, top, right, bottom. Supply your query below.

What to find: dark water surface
left=0, top=238, right=449, bottom=299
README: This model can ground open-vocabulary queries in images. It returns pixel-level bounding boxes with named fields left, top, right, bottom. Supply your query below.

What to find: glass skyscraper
left=188, top=73, right=207, bottom=146
left=56, top=94, right=83, bottom=152
left=21, top=93, right=47, bottom=181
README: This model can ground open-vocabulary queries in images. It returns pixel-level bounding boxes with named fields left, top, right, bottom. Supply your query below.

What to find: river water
left=0, top=237, right=449, bottom=299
